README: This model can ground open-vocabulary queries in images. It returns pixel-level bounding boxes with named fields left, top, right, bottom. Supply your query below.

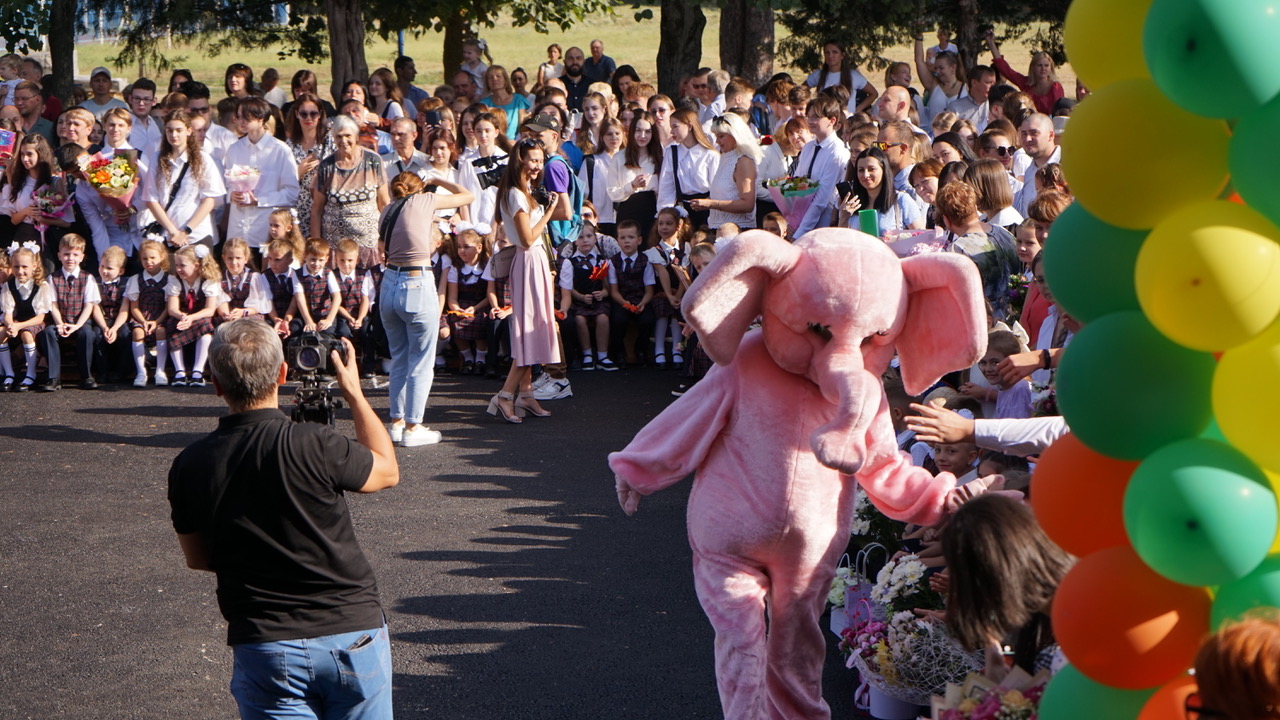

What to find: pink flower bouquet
left=224, top=165, right=261, bottom=194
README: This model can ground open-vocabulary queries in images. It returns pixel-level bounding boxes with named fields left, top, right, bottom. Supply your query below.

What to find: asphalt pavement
left=0, top=366, right=858, bottom=719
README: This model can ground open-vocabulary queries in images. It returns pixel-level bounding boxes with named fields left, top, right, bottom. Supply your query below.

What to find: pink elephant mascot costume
left=608, top=228, right=988, bottom=719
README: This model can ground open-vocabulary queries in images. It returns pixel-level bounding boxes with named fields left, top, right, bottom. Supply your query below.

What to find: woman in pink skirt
left=489, top=137, right=560, bottom=423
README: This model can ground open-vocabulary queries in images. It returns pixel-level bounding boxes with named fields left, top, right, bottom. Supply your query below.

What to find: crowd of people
left=0, top=24, right=1268, bottom=720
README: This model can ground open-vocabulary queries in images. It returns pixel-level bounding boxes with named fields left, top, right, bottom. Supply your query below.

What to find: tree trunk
left=954, top=0, right=980, bottom=71
left=48, top=0, right=76, bottom=106
left=325, top=0, right=368, bottom=106
left=719, top=0, right=773, bottom=87
left=657, top=0, right=705, bottom=98
left=442, top=13, right=468, bottom=88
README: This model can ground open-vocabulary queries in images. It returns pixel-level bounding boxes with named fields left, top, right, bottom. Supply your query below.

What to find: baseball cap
left=90, top=66, right=111, bottom=80
left=522, top=112, right=561, bottom=134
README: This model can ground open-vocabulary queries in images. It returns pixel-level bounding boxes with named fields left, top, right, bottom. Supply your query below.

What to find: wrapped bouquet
left=224, top=165, right=261, bottom=194
left=764, top=175, right=820, bottom=228
left=78, top=152, right=139, bottom=212
left=931, top=667, right=1051, bottom=720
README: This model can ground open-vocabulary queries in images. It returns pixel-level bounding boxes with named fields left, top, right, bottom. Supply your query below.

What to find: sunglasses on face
left=296, top=111, right=321, bottom=119
left=985, top=145, right=1014, bottom=156
left=871, top=141, right=902, bottom=151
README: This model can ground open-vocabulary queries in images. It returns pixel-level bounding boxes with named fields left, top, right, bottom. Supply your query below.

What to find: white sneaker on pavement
left=400, top=426, right=442, bottom=447
left=389, top=423, right=405, bottom=443
left=532, top=378, right=573, bottom=400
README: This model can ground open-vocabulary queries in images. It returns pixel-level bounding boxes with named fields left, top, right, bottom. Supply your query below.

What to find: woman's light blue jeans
left=380, top=268, right=440, bottom=425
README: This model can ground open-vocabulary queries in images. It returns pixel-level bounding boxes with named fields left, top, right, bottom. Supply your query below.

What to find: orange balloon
left=1138, top=675, right=1198, bottom=720
left=1053, top=546, right=1211, bottom=689
left=1031, top=433, right=1137, bottom=556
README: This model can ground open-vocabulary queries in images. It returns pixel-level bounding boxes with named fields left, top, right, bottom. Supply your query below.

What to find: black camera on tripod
left=285, top=332, right=348, bottom=425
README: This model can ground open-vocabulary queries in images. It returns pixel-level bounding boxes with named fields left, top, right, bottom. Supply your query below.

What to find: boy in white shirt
left=793, top=96, right=851, bottom=237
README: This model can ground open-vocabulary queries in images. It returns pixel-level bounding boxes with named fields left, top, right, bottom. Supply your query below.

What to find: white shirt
left=381, top=149, right=431, bottom=184
left=79, top=96, right=130, bottom=120
left=448, top=261, right=485, bottom=285
left=336, top=271, right=376, bottom=305
left=608, top=251, right=656, bottom=286
left=607, top=153, right=656, bottom=203
left=125, top=270, right=169, bottom=301
left=578, top=151, right=620, bottom=224
left=145, top=151, right=227, bottom=244
left=0, top=278, right=54, bottom=315
left=262, top=86, right=288, bottom=108
left=946, top=95, right=989, bottom=133
left=203, top=123, right=239, bottom=170
left=756, top=143, right=787, bottom=201
left=793, top=132, right=851, bottom=237
left=1014, top=145, right=1062, bottom=217
left=558, top=251, right=605, bottom=290
left=805, top=68, right=869, bottom=94
left=224, top=133, right=300, bottom=247
left=656, top=142, right=718, bottom=210
left=974, top=416, right=1068, bottom=457
left=128, top=114, right=163, bottom=159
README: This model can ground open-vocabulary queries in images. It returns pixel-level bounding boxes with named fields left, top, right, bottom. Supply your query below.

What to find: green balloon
left=1144, top=0, right=1280, bottom=118
left=1043, top=203, right=1147, bottom=324
left=1039, top=665, right=1156, bottom=720
left=1212, top=554, right=1280, bottom=629
left=1124, top=439, right=1277, bottom=587
left=1199, top=417, right=1227, bottom=443
left=1057, top=312, right=1216, bottom=460
left=1230, top=93, right=1280, bottom=228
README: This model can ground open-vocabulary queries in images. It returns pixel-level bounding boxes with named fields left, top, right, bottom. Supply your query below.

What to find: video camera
left=472, top=154, right=507, bottom=190
left=285, top=332, right=348, bottom=425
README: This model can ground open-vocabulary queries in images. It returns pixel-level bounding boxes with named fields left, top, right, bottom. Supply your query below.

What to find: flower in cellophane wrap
left=78, top=151, right=139, bottom=212
left=225, top=165, right=261, bottom=194
left=849, top=612, right=984, bottom=706
left=764, top=175, right=820, bottom=228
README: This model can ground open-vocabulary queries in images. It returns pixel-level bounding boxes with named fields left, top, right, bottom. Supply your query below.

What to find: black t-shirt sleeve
left=309, top=424, right=375, bottom=493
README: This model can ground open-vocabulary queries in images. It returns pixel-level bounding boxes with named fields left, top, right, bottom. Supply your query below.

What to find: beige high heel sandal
left=487, top=391, right=524, bottom=423
left=514, top=392, right=551, bottom=418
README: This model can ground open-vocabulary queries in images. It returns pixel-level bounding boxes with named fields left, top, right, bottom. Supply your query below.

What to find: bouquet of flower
left=871, top=554, right=944, bottom=615
left=932, top=667, right=1051, bottom=720
left=78, top=152, right=139, bottom=212
left=850, top=487, right=906, bottom=552
left=764, top=175, right=820, bottom=228
left=883, top=227, right=947, bottom=257
left=224, top=165, right=261, bottom=194
left=1007, top=272, right=1030, bottom=323
left=850, top=612, right=985, bottom=705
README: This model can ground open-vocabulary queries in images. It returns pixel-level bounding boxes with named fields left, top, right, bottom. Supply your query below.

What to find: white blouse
left=146, top=151, right=227, bottom=244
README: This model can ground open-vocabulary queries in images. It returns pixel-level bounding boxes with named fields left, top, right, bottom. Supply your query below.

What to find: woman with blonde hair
left=691, top=113, right=759, bottom=230
left=986, top=31, right=1064, bottom=116
left=479, top=65, right=530, bottom=140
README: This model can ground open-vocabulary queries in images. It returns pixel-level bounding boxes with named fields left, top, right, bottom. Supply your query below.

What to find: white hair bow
left=7, top=241, right=39, bottom=256
left=193, top=244, right=210, bottom=259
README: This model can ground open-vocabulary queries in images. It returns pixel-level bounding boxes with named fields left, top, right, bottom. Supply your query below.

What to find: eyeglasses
left=1184, top=693, right=1230, bottom=720
left=130, top=96, right=154, bottom=104
left=871, top=141, right=903, bottom=151
left=188, top=105, right=211, bottom=114
left=296, top=111, right=321, bottom=119
left=984, top=145, right=1014, bottom=157
left=12, top=94, right=37, bottom=104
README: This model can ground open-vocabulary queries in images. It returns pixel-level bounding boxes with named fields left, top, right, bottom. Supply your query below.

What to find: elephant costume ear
left=897, top=252, right=988, bottom=396
left=684, top=230, right=802, bottom=365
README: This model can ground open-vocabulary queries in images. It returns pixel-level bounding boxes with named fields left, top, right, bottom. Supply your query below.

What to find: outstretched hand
left=996, top=351, right=1041, bottom=386
left=616, top=474, right=641, bottom=516
left=905, top=402, right=975, bottom=445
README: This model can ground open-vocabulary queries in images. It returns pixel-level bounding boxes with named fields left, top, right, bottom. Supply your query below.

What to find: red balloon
left=1138, top=675, right=1197, bottom=720
left=1053, top=546, right=1211, bottom=689
left=1032, top=433, right=1137, bottom=556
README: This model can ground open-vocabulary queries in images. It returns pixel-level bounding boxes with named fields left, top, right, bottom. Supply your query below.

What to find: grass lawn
left=75, top=12, right=1074, bottom=99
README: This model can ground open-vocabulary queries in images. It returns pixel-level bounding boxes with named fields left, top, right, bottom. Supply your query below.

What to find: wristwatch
left=180, top=225, right=192, bottom=234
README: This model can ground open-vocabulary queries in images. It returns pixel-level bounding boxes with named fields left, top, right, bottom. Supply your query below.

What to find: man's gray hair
left=707, top=70, right=731, bottom=95
left=209, top=319, right=284, bottom=406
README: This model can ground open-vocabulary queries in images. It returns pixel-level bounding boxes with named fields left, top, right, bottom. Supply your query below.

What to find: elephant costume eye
left=807, top=322, right=833, bottom=342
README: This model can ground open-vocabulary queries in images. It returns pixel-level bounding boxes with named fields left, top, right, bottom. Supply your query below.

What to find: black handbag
left=141, top=161, right=189, bottom=240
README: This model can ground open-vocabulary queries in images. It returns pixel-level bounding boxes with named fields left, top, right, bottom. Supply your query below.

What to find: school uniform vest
left=295, top=269, right=331, bottom=317
left=178, top=281, right=206, bottom=315
left=50, top=270, right=85, bottom=319
left=455, top=264, right=487, bottom=305
left=264, top=271, right=294, bottom=318
left=338, top=274, right=363, bottom=315
left=7, top=278, right=37, bottom=323
left=615, top=253, right=649, bottom=304
left=570, top=254, right=605, bottom=296
left=136, top=273, right=168, bottom=320
left=221, top=270, right=253, bottom=310
left=99, top=278, right=124, bottom=324
left=655, top=243, right=684, bottom=288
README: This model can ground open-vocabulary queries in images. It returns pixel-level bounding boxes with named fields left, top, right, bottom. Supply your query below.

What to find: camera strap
left=378, top=195, right=410, bottom=248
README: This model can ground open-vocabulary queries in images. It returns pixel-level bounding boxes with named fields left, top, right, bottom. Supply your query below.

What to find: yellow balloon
left=1136, top=201, right=1280, bottom=351
left=1064, top=0, right=1153, bottom=89
left=1063, top=79, right=1230, bottom=230
left=1214, top=321, right=1280, bottom=473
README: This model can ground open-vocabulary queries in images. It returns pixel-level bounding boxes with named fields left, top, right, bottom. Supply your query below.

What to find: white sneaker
left=133, top=373, right=148, bottom=388
left=389, top=422, right=405, bottom=443
left=531, top=373, right=552, bottom=391
left=400, top=425, right=442, bottom=447
left=154, top=370, right=169, bottom=387
left=532, top=378, right=573, bottom=400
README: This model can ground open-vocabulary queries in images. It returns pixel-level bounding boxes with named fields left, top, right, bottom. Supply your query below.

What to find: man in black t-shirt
left=168, top=319, right=399, bottom=719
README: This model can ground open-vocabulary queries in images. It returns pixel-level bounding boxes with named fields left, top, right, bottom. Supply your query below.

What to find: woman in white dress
left=690, top=114, right=759, bottom=230
left=914, top=35, right=967, bottom=128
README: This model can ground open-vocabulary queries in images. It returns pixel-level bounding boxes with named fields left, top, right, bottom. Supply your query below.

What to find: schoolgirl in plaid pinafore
left=165, top=280, right=215, bottom=350
left=448, top=262, right=490, bottom=341
left=568, top=253, right=611, bottom=318
left=6, top=277, right=46, bottom=337
left=131, top=272, right=169, bottom=337
left=219, top=269, right=255, bottom=325
left=649, top=242, right=685, bottom=320
left=295, top=268, right=333, bottom=321
left=49, top=270, right=85, bottom=321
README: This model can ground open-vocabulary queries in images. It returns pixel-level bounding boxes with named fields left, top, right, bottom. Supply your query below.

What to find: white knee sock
left=670, top=324, right=683, bottom=359
left=192, top=335, right=212, bottom=375
left=0, top=343, right=12, bottom=376
left=169, top=345, right=186, bottom=374
left=654, top=318, right=669, bottom=359
left=22, top=344, right=37, bottom=379
left=132, top=341, right=147, bottom=375
left=155, top=340, right=169, bottom=374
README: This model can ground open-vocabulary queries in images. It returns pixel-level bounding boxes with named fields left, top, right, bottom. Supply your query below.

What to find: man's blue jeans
left=230, top=625, right=392, bottom=719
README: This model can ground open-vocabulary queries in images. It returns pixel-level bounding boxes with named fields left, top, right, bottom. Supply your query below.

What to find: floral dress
left=287, top=135, right=335, bottom=234
left=316, top=150, right=384, bottom=267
